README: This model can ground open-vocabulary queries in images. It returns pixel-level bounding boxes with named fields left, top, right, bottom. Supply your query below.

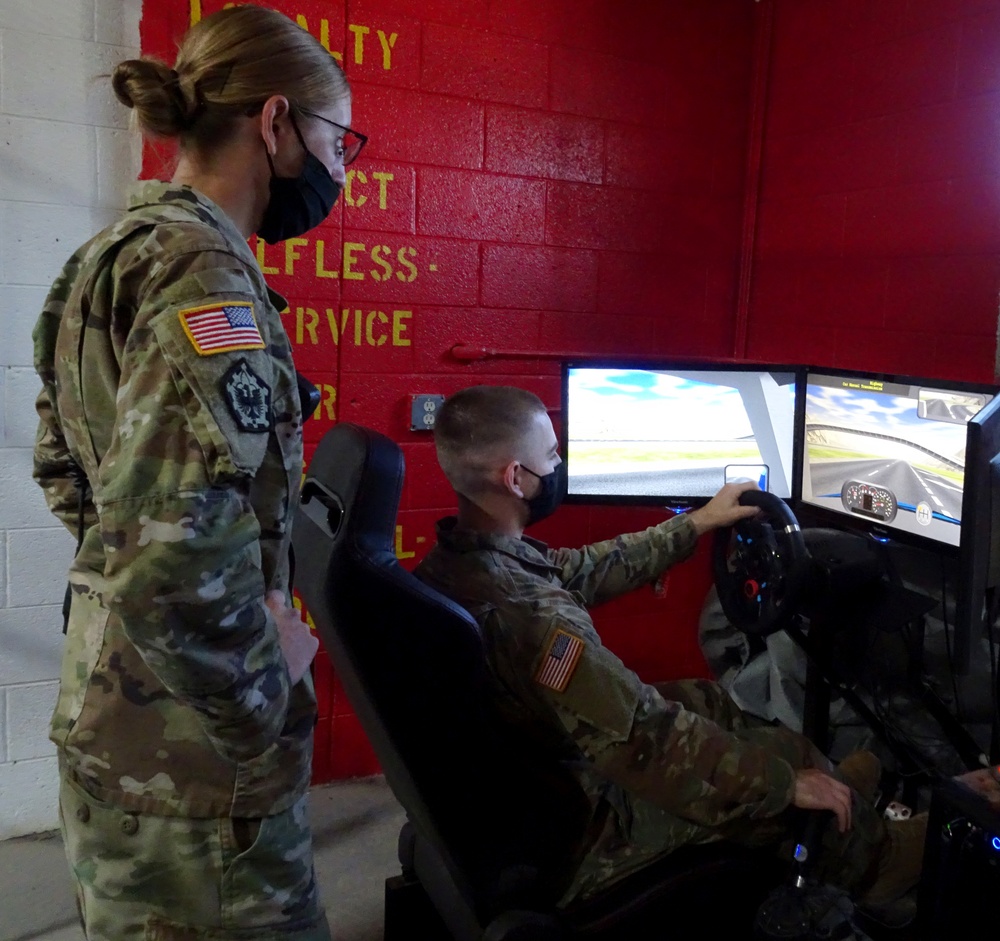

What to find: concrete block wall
left=751, top=0, right=1000, bottom=381
left=0, top=0, right=141, bottom=840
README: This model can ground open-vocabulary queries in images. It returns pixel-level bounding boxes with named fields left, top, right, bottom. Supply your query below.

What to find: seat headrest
left=301, top=422, right=404, bottom=557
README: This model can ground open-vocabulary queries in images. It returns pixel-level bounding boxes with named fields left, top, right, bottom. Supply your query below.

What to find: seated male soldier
left=415, top=385, right=925, bottom=917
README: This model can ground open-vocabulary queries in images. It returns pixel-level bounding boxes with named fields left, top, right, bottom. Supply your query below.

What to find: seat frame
left=293, top=423, right=785, bottom=940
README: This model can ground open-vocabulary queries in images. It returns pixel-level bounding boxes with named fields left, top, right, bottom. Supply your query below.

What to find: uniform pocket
left=230, top=817, right=263, bottom=855
left=219, top=796, right=321, bottom=932
left=53, top=589, right=112, bottom=745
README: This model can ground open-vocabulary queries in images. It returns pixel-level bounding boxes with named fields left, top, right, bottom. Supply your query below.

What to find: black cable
left=941, top=564, right=963, bottom=720
left=987, top=586, right=1000, bottom=763
left=838, top=640, right=940, bottom=780
left=288, top=371, right=319, bottom=596
left=61, top=463, right=91, bottom=636
left=859, top=623, right=963, bottom=781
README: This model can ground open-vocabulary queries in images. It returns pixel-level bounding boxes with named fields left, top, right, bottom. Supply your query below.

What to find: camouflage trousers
left=58, top=767, right=331, bottom=941
left=566, top=678, right=888, bottom=905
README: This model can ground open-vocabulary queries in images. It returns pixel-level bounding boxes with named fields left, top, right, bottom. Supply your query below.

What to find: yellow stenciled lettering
left=345, top=169, right=368, bottom=208
left=295, top=600, right=318, bottom=632
left=349, top=24, right=370, bottom=64
left=394, top=525, right=415, bottom=560
left=377, top=30, right=398, bottom=70
left=371, top=171, right=394, bottom=210
left=317, top=384, right=337, bottom=421
left=255, top=238, right=278, bottom=275
left=353, top=309, right=363, bottom=346
left=285, top=237, right=308, bottom=275
left=295, top=307, right=319, bottom=346
left=392, top=310, right=412, bottom=347
left=325, top=308, right=349, bottom=345
left=396, top=246, right=418, bottom=282
left=342, top=243, right=365, bottom=280
left=315, top=240, right=339, bottom=279
left=366, top=310, right=388, bottom=346
left=370, top=245, right=394, bottom=282
left=296, top=14, right=339, bottom=60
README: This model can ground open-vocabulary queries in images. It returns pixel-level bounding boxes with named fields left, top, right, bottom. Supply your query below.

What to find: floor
left=0, top=777, right=406, bottom=941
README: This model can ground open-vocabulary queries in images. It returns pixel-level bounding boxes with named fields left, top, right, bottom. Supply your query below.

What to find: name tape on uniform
left=180, top=302, right=265, bottom=356
left=535, top=629, right=584, bottom=693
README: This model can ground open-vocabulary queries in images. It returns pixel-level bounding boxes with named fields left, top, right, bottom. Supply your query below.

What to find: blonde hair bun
left=112, top=58, right=201, bottom=138
left=111, top=6, right=349, bottom=146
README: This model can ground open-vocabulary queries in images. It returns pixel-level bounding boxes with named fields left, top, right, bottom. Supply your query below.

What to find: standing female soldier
left=32, top=6, right=364, bottom=939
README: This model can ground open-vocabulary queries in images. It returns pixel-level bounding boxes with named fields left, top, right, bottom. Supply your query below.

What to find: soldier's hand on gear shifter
left=793, top=768, right=853, bottom=832
left=266, top=590, right=319, bottom=684
left=688, top=481, right=761, bottom=537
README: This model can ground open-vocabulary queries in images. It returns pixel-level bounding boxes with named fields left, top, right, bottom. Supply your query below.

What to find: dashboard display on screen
left=564, top=365, right=798, bottom=502
left=799, top=372, right=993, bottom=547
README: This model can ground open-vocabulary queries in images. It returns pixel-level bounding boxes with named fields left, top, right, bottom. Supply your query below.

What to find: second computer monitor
left=798, top=370, right=993, bottom=549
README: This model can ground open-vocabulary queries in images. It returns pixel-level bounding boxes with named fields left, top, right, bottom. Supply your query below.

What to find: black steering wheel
left=712, top=490, right=810, bottom=636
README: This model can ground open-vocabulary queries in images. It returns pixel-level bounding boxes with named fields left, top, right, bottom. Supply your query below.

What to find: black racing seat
left=292, top=423, right=784, bottom=940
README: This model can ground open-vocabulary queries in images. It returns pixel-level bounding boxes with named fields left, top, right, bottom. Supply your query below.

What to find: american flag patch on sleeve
left=535, top=629, right=585, bottom=693
left=179, top=302, right=265, bottom=356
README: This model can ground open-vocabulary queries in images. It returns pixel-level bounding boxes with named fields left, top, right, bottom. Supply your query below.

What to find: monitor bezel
left=560, top=358, right=806, bottom=510
left=952, top=392, right=1000, bottom=669
left=795, top=365, right=998, bottom=557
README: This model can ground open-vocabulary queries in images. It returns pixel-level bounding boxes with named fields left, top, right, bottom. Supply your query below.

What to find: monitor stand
left=786, top=529, right=983, bottom=788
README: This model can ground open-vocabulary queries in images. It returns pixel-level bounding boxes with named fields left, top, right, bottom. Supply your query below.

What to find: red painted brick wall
left=140, top=0, right=757, bottom=782
left=749, top=0, right=1000, bottom=382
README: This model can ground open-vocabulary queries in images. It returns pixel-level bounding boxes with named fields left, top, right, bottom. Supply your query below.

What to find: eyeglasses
left=297, top=107, right=367, bottom=166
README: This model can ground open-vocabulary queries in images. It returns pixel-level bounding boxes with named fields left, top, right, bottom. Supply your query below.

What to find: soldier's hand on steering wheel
left=689, top=481, right=762, bottom=536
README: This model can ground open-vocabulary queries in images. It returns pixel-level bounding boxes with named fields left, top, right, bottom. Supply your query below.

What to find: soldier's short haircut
left=434, top=386, right=547, bottom=497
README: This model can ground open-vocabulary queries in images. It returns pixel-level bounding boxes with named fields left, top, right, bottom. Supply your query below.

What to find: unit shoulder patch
left=222, top=358, right=271, bottom=433
left=179, top=301, right=265, bottom=356
left=535, top=629, right=585, bottom=693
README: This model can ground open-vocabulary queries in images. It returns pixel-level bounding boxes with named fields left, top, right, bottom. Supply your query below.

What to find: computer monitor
left=798, top=369, right=994, bottom=551
left=954, top=393, right=1000, bottom=671
left=562, top=362, right=801, bottom=506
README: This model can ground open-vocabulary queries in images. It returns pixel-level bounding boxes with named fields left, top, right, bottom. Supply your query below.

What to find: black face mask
left=520, top=462, right=567, bottom=527
left=257, top=114, right=341, bottom=245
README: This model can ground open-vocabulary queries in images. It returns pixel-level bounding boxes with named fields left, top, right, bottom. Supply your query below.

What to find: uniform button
left=120, top=814, right=139, bottom=836
left=75, top=804, right=90, bottom=824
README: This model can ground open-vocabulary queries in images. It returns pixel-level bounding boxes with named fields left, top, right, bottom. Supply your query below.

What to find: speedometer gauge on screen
left=799, top=371, right=993, bottom=548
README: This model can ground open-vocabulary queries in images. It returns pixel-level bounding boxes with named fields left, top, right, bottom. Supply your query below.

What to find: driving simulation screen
left=565, top=366, right=797, bottom=501
left=800, top=372, right=993, bottom=547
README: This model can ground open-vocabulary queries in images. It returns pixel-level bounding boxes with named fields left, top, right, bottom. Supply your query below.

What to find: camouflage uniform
left=416, top=515, right=889, bottom=905
left=33, top=182, right=328, bottom=939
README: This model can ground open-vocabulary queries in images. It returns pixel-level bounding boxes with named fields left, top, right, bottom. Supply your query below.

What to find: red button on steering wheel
left=712, top=490, right=809, bottom=636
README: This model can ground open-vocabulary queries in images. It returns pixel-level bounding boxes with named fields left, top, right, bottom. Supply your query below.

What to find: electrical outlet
left=410, top=394, right=446, bottom=431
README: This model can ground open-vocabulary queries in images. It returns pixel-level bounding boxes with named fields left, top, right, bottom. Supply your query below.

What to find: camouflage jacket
left=415, top=516, right=797, bottom=848
left=33, top=182, right=314, bottom=818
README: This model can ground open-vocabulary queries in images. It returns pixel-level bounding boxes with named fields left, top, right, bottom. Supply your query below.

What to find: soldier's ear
left=503, top=460, right=526, bottom=499
left=259, top=95, right=291, bottom=157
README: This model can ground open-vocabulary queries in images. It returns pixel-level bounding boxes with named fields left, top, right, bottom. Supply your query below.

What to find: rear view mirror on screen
left=916, top=388, right=989, bottom=425
left=563, top=365, right=798, bottom=504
